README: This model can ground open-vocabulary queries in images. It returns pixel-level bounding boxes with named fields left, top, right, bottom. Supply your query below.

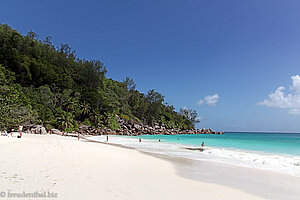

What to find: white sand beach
left=0, top=134, right=267, bottom=200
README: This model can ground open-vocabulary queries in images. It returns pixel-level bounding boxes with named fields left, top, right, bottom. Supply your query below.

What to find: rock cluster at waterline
left=24, top=115, right=223, bottom=136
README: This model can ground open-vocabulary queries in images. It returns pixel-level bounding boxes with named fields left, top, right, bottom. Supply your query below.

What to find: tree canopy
left=0, top=24, right=199, bottom=131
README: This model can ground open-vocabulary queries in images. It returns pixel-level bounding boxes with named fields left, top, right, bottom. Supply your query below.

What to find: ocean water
left=139, top=132, right=300, bottom=156
left=90, top=132, right=300, bottom=177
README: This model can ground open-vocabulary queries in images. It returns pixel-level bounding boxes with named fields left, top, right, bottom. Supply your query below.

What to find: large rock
left=126, top=124, right=132, bottom=129
left=133, top=124, right=142, bottom=130
left=122, top=125, right=128, bottom=130
left=154, top=125, right=160, bottom=129
left=41, top=127, right=47, bottom=134
left=79, top=125, right=90, bottom=130
left=148, top=126, right=154, bottom=131
left=51, top=129, right=62, bottom=135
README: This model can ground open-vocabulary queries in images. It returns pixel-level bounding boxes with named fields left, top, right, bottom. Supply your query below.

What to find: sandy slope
left=0, top=134, right=266, bottom=200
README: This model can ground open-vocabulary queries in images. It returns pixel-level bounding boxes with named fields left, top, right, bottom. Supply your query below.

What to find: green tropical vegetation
left=0, top=24, right=199, bottom=131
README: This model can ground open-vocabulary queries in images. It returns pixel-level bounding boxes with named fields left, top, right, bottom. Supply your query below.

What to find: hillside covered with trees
left=0, top=24, right=200, bottom=132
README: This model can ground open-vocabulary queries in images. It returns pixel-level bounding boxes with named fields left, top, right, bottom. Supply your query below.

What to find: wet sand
left=85, top=135, right=300, bottom=200
left=150, top=153, right=300, bottom=200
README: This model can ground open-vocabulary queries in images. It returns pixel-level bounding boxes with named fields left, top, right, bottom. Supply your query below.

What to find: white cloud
left=198, top=94, right=219, bottom=107
left=196, top=116, right=204, bottom=121
left=258, top=75, right=300, bottom=114
left=289, top=109, right=300, bottom=115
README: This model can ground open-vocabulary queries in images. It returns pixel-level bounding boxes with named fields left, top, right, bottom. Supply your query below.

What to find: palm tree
left=89, top=111, right=102, bottom=127
left=81, top=102, right=91, bottom=116
left=58, top=112, right=74, bottom=130
left=63, top=100, right=76, bottom=112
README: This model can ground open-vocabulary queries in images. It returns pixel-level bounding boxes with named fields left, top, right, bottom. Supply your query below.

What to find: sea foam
left=90, top=135, right=300, bottom=177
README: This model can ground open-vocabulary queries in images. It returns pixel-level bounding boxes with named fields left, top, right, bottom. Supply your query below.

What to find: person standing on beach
left=107, top=135, right=109, bottom=142
left=201, top=142, right=205, bottom=147
left=18, top=124, right=23, bottom=138
left=139, top=138, right=141, bottom=142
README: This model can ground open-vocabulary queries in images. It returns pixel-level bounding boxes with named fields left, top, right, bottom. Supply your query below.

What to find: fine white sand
left=0, top=134, right=266, bottom=200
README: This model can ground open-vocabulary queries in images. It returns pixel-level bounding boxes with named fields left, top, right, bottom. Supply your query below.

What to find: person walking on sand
left=18, top=124, right=23, bottom=138
left=107, top=135, right=109, bottom=142
left=139, top=138, right=141, bottom=142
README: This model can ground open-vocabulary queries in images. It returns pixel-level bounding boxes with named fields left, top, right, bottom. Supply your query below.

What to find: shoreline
left=0, top=134, right=268, bottom=200
left=89, top=134, right=300, bottom=177
left=84, top=135, right=300, bottom=200
left=144, top=152, right=300, bottom=200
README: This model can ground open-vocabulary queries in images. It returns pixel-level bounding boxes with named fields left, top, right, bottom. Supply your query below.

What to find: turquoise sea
left=91, top=132, right=300, bottom=176
left=138, top=132, right=300, bottom=156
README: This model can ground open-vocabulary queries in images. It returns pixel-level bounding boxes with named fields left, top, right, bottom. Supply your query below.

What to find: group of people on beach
left=103, top=135, right=206, bottom=148
left=0, top=124, right=23, bottom=138
left=136, top=137, right=205, bottom=147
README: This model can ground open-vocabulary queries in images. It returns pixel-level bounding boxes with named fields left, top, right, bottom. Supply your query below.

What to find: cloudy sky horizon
left=2, top=0, right=300, bottom=132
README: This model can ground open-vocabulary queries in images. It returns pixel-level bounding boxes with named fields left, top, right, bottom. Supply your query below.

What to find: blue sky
left=1, top=0, right=300, bottom=132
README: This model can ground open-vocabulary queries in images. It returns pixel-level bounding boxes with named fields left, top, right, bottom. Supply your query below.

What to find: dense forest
left=0, top=24, right=200, bottom=132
